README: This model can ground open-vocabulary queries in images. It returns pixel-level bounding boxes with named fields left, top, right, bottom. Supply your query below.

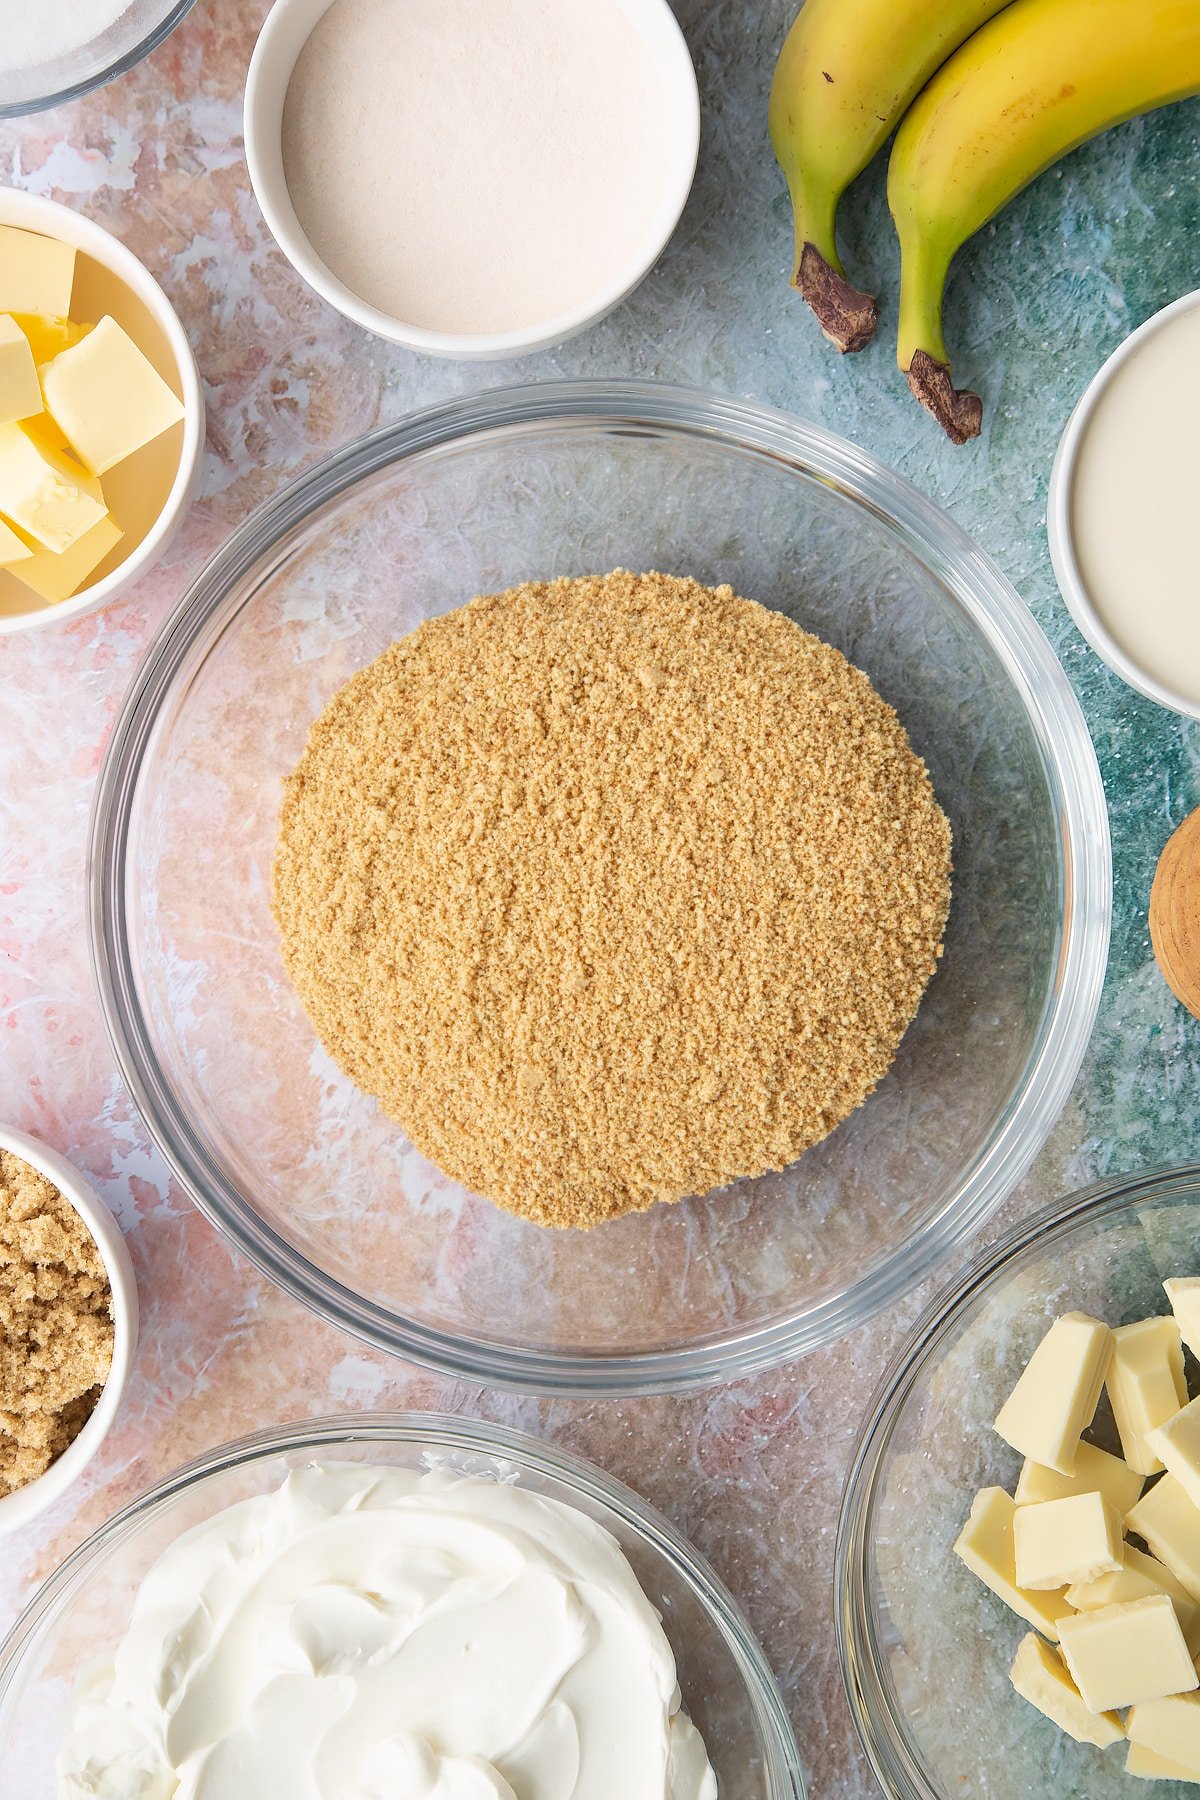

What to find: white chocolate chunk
left=1108, top=1317, right=1188, bottom=1475
left=1164, top=1279, right=1200, bottom=1363
left=953, top=1488, right=1073, bottom=1640
left=1015, top=1441, right=1144, bottom=1517
left=1128, top=1475, right=1200, bottom=1602
left=1058, top=1595, right=1198, bottom=1713
left=1014, top=1491, right=1124, bottom=1590
left=1148, top=1397, right=1200, bottom=1514
left=1009, top=1631, right=1124, bottom=1748
left=1128, top=1692, right=1200, bottom=1773
left=1068, top=1545, right=1200, bottom=1656
left=1127, top=1740, right=1200, bottom=1781
left=41, top=315, right=184, bottom=477
left=994, top=1312, right=1113, bottom=1475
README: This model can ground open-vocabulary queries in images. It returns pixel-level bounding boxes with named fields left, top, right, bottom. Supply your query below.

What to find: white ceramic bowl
left=0, top=1126, right=138, bottom=1538
left=0, top=190, right=205, bottom=637
left=1047, top=289, right=1200, bottom=720
left=245, top=0, right=701, bottom=359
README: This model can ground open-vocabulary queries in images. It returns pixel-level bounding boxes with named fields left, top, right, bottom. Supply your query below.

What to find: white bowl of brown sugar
left=0, top=1126, right=138, bottom=1537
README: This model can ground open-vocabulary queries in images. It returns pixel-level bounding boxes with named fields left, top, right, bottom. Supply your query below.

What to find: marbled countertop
left=1, top=3, right=1198, bottom=1793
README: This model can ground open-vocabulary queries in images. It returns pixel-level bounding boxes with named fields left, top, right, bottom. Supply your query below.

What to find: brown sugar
left=273, top=571, right=952, bottom=1228
left=0, top=1149, right=114, bottom=1496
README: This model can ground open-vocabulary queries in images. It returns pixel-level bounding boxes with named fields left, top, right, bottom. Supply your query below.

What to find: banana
left=890, top=0, right=1200, bottom=443
left=768, top=0, right=1013, bottom=352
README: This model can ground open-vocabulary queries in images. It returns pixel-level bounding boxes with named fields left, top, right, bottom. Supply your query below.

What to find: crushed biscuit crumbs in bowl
left=0, top=1126, right=137, bottom=1539
left=0, top=1413, right=807, bottom=1796
left=836, top=1164, right=1200, bottom=1800
left=88, top=380, right=1110, bottom=1395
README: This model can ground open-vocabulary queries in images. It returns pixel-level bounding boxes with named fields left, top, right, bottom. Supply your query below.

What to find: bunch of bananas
left=769, top=0, right=1200, bottom=443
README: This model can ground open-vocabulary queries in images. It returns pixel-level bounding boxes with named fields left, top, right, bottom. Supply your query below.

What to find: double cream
left=58, top=1464, right=718, bottom=1800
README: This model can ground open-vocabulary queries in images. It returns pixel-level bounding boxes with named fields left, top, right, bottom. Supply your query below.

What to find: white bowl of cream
left=1048, top=289, right=1200, bottom=720
left=57, top=1463, right=717, bottom=1797
left=245, top=0, right=700, bottom=360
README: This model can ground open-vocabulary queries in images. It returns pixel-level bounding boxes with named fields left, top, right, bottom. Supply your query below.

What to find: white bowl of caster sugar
left=246, top=0, right=700, bottom=359
left=1048, top=289, right=1200, bottom=720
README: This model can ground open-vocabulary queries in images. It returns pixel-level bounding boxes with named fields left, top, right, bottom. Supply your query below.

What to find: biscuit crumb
left=273, top=571, right=952, bottom=1228
left=0, top=1149, right=114, bottom=1496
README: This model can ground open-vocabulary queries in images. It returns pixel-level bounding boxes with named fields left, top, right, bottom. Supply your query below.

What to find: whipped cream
left=59, top=1464, right=718, bottom=1800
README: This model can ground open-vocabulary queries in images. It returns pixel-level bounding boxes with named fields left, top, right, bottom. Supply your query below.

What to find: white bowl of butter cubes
left=0, top=189, right=204, bottom=633
left=838, top=1165, right=1200, bottom=1799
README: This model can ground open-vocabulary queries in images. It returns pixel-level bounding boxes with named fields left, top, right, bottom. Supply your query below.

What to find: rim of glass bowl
left=0, top=1411, right=808, bottom=1799
left=87, top=379, right=1112, bottom=1396
left=834, top=1160, right=1200, bottom=1800
left=0, top=0, right=198, bottom=119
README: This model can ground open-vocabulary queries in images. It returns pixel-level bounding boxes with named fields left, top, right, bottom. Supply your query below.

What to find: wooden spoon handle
left=1150, top=807, right=1200, bottom=1020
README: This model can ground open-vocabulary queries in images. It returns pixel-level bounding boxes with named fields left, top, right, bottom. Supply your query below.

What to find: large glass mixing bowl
left=0, top=1413, right=806, bottom=1796
left=88, top=381, right=1111, bottom=1393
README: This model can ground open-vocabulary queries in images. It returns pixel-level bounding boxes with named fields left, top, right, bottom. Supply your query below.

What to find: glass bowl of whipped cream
left=0, top=1413, right=805, bottom=1797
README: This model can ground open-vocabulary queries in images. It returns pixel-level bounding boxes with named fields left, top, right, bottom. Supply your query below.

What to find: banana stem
left=785, top=170, right=878, bottom=354
left=895, top=227, right=953, bottom=372
left=896, top=228, right=982, bottom=444
left=783, top=166, right=842, bottom=282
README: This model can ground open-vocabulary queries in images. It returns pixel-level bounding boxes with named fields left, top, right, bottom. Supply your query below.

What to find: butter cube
left=1014, top=1491, right=1124, bottom=1589
left=0, top=225, right=76, bottom=317
left=1147, top=1397, right=1200, bottom=1514
left=1107, top=1317, right=1188, bottom=1475
left=0, top=516, right=31, bottom=564
left=953, top=1487, right=1074, bottom=1640
left=1058, top=1595, right=1198, bottom=1712
left=0, top=419, right=105, bottom=552
left=1127, top=1739, right=1200, bottom=1781
left=1068, top=1545, right=1200, bottom=1655
left=994, top=1312, right=1113, bottom=1474
left=1164, top=1278, right=1200, bottom=1362
left=1127, top=1475, right=1200, bottom=1600
left=0, top=315, right=41, bottom=425
left=41, top=315, right=184, bottom=477
left=1009, top=1631, right=1124, bottom=1747
left=9, top=512, right=123, bottom=604
left=1128, top=1692, right=1200, bottom=1773
left=1015, top=1440, right=1144, bottom=1517
left=9, top=313, right=90, bottom=367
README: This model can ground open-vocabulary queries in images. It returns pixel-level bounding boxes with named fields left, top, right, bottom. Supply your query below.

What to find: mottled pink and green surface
left=1, top=3, right=1198, bottom=1794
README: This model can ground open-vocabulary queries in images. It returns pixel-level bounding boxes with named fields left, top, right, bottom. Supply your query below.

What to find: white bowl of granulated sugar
left=245, top=0, right=701, bottom=360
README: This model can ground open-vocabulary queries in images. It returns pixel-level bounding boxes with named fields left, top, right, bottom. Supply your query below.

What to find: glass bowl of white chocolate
left=838, top=1162, right=1200, bottom=1798
left=0, top=1413, right=805, bottom=1797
